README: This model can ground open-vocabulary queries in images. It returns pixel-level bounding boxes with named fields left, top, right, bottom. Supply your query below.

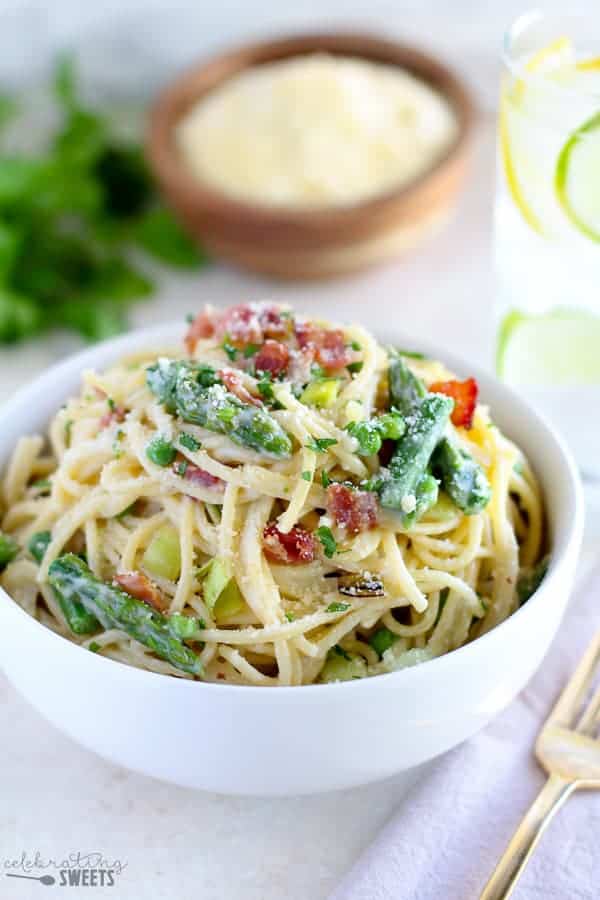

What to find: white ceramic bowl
left=0, top=323, right=583, bottom=796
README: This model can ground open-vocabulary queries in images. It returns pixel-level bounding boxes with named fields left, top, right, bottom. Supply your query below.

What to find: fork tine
left=577, top=682, right=600, bottom=736
left=545, top=630, right=600, bottom=730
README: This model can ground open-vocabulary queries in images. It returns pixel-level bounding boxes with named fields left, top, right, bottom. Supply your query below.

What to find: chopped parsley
left=175, top=459, right=188, bottom=477
left=112, top=429, right=124, bottom=458
left=30, top=478, right=51, bottom=493
left=179, top=432, right=201, bottom=452
left=222, top=341, right=238, bottom=361
left=0, top=532, right=18, bottom=568
left=320, top=470, right=331, bottom=488
left=301, top=470, right=312, bottom=482
left=64, top=419, right=73, bottom=445
left=332, top=644, right=351, bottom=660
left=306, top=437, right=337, bottom=453
left=257, top=372, right=276, bottom=402
left=88, top=642, right=101, bottom=653
left=347, top=361, right=363, bottom=374
left=107, top=396, right=116, bottom=411
left=369, top=627, right=398, bottom=657
left=185, top=313, right=195, bottom=324
left=316, top=526, right=337, bottom=558
left=284, top=611, right=295, bottom=622
left=243, top=343, right=260, bottom=358
left=350, top=340, right=362, bottom=352
left=326, top=601, right=350, bottom=613
left=310, top=363, right=326, bottom=379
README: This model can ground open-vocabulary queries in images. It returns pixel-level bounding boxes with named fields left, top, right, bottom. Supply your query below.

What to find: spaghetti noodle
left=0, top=303, right=545, bottom=685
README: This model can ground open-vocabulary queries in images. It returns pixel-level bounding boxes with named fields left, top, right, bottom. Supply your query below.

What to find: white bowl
left=0, top=323, right=583, bottom=796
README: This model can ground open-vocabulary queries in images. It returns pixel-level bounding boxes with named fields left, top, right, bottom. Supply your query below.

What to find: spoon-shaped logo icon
left=6, top=873, right=56, bottom=886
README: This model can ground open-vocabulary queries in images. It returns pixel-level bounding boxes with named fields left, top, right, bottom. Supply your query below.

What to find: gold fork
left=480, top=630, right=600, bottom=900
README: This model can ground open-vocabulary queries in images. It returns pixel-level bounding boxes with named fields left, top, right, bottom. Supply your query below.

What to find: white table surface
left=1, top=116, right=598, bottom=900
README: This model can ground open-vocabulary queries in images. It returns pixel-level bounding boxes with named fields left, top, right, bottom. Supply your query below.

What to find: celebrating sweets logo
left=4, top=851, right=127, bottom=887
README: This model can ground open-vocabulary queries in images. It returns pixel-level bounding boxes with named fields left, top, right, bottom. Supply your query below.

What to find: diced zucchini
left=202, top=557, right=245, bottom=619
left=214, top=579, right=245, bottom=619
left=142, top=525, right=181, bottom=581
left=300, top=378, right=340, bottom=408
left=369, top=626, right=398, bottom=657
left=319, top=648, right=368, bottom=682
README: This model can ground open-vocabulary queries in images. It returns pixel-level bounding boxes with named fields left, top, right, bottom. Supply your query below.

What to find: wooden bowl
left=146, top=32, right=475, bottom=280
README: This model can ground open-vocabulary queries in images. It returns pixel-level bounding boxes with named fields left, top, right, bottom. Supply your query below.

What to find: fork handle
left=479, top=773, right=577, bottom=900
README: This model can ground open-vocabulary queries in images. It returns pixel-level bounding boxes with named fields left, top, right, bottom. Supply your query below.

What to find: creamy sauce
left=176, top=53, right=458, bottom=208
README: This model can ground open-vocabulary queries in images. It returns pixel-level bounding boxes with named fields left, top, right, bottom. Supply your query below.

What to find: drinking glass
left=494, top=8, right=600, bottom=479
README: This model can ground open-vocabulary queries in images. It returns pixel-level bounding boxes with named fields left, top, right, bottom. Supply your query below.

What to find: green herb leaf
left=325, top=601, right=350, bottom=613
left=222, top=341, right=238, bottom=361
left=27, top=530, right=52, bottom=564
left=0, top=531, right=18, bottom=568
left=306, top=437, right=337, bottom=454
left=316, top=526, right=337, bottom=559
left=179, top=432, right=201, bottom=452
left=134, top=207, right=203, bottom=268
left=301, top=470, right=312, bottom=482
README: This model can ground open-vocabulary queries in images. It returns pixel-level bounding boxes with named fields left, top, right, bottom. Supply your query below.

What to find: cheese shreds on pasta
left=0, top=303, right=545, bottom=686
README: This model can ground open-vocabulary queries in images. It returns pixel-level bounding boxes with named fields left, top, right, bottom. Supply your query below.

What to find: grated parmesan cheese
left=176, top=53, right=458, bottom=208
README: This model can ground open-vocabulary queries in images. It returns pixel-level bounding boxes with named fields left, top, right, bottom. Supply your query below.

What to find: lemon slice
left=499, top=38, right=575, bottom=236
left=497, top=309, right=600, bottom=384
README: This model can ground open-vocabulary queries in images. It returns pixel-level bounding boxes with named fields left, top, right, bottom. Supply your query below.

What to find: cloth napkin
left=331, top=563, right=600, bottom=900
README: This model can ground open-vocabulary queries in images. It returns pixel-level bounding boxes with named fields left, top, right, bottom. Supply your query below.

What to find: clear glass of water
left=494, top=9, right=600, bottom=479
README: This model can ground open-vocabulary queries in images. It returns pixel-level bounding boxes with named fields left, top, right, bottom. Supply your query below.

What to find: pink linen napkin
left=331, top=563, right=600, bottom=900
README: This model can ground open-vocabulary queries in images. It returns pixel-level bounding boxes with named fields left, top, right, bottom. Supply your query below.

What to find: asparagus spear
left=147, top=359, right=292, bottom=458
left=379, top=394, right=453, bottom=518
left=431, top=438, right=491, bottom=514
left=388, top=350, right=491, bottom=515
left=388, top=351, right=428, bottom=414
left=48, top=554, right=203, bottom=675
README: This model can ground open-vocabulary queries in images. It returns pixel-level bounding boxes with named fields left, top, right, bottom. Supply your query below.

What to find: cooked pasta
left=0, top=303, right=545, bottom=685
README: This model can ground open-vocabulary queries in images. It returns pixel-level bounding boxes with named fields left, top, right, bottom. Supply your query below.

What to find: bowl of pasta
left=0, top=303, right=583, bottom=795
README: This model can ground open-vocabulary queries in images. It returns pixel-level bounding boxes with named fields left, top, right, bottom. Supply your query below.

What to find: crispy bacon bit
left=219, top=367, right=262, bottom=406
left=182, top=462, right=224, bottom=490
left=184, top=308, right=216, bottom=354
left=294, top=321, right=355, bottom=371
left=263, top=523, right=317, bottom=564
left=430, top=377, right=478, bottom=429
left=114, top=572, right=167, bottom=612
left=99, top=405, right=126, bottom=429
left=259, top=304, right=290, bottom=340
left=326, top=483, right=378, bottom=534
left=254, top=340, right=290, bottom=376
left=213, top=304, right=261, bottom=347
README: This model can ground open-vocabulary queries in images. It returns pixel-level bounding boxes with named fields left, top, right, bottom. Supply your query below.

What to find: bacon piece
left=219, top=367, right=262, bottom=406
left=181, top=462, right=223, bottom=490
left=114, top=572, right=167, bottom=612
left=215, top=304, right=263, bottom=347
left=184, top=308, right=216, bottom=354
left=99, top=405, right=126, bottom=429
left=263, top=523, right=317, bottom=564
left=326, top=483, right=378, bottom=534
left=429, top=377, right=478, bottom=429
left=258, top=305, right=291, bottom=340
left=294, top=321, right=356, bottom=371
left=254, top=340, right=290, bottom=376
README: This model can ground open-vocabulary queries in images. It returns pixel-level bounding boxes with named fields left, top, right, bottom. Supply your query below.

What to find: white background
left=0, top=3, right=597, bottom=899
